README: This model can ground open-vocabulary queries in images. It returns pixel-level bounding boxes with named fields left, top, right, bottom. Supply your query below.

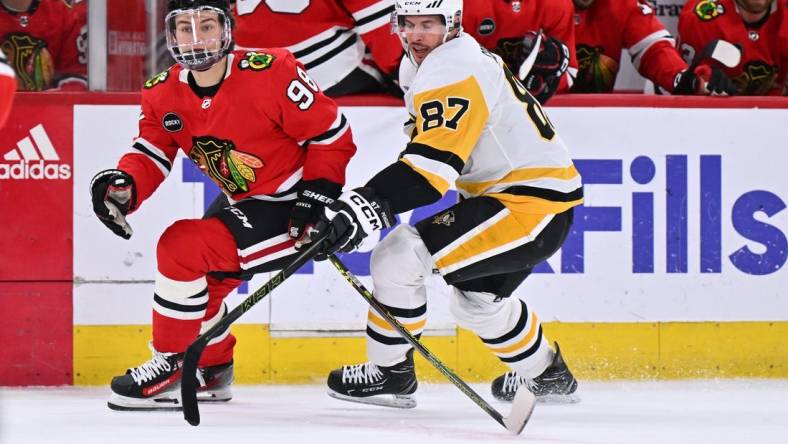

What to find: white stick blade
left=710, top=40, right=741, bottom=68
left=518, top=32, right=543, bottom=80
left=502, top=388, right=536, bottom=435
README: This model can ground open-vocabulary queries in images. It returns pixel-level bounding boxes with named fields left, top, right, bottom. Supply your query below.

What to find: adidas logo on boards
left=0, top=124, right=72, bottom=180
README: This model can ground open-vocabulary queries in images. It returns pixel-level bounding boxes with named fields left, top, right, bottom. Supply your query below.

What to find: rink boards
left=1, top=94, right=786, bottom=385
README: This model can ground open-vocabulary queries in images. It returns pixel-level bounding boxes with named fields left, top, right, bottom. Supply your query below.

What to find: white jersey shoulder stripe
left=287, top=25, right=351, bottom=54
left=282, top=26, right=365, bottom=88
left=0, top=62, right=14, bottom=78
left=629, top=29, right=673, bottom=69
left=131, top=137, right=172, bottom=178
left=302, top=113, right=349, bottom=146
left=353, top=1, right=395, bottom=34
left=401, top=152, right=460, bottom=186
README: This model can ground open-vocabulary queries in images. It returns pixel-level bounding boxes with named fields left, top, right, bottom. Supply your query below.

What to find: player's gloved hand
left=519, top=32, right=570, bottom=103
left=309, top=187, right=394, bottom=260
left=673, top=65, right=736, bottom=96
left=289, top=178, right=342, bottom=246
left=90, top=169, right=136, bottom=239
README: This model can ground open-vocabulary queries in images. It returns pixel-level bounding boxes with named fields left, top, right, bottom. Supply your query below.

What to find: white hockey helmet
left=165, top=0, right=234, bottom=71
left=393, top=0, right=463, bottom=63
left=393, top=0, right=463, bottom=34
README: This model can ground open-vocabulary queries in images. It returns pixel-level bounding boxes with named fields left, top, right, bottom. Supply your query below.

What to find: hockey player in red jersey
left=232, top=0, right=403, bottom=96
left=0, top=0, right=87, bottom=91
left=462, top=0, right=578, bottom=103
left=0, top=49, right=14, bottom=126
left=679, top=0, right=787, bottom=95
left=90, top=0, right=356, bottom=411
left=572, top=0, right=681, bottom=93
left=570, top=0, right=736, bottom=95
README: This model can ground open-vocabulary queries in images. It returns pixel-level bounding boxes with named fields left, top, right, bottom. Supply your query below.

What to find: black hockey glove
left=520, top=32, right=570, bottom=103
left=289, top=178, right=342, bottom=245
left=309, top=187, right=394, bottom=260
left=673, top=66, right=737, bottom=96
left=90, top=169, right=136, bottom=239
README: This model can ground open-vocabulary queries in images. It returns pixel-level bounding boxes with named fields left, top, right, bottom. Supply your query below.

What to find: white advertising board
left=73, top=104, right=788, bottom=328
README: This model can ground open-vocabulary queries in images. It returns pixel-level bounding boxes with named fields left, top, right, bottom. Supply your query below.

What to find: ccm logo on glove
left=349, top=193, right=391, bottom=232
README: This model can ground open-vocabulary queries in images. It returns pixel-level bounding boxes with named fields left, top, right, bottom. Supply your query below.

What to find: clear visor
left=392, top=14, right=448, bottom=37
left=165, top=6, right=231, bottom=70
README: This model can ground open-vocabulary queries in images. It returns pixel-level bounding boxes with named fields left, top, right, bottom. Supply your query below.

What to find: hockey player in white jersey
left=308, top=0, right=583, bottom=408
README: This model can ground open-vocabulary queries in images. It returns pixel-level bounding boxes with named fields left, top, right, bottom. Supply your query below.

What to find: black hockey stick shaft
left=181, top=236, right=326, bottom=426
left=328, top=255, right=508, bottom=429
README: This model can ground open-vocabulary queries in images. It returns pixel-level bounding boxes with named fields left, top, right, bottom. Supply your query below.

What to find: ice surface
left=1, top=380, right=786, bottom=444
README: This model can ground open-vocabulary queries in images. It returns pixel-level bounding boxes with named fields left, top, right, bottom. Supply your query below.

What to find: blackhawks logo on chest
left=189, top=136, right=264, bottom=195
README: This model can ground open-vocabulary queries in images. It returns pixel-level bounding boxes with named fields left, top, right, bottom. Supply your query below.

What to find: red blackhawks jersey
left=0, top=50, right=14, bottom=126
left=232, top=0, right=401, bottom=90
left=0, top=0, right=87, bottom=91
left=118, top=49, right=356, bottom=209
left=679, top=0, right=788, bottom=95
left=571, top=0, right=687, bottom=93
left=462, top=0, right=578, bottom=91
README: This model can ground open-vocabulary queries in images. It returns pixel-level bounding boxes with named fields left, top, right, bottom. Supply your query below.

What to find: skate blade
left=197, top=388, right=232, bottom=403
left=536, top=392, right=581, bottom=404
left=327, top=389, right=417, bottom=409
left=107, top=392, right=183, bottom=412
left=108, top=389, right=232, bottom=411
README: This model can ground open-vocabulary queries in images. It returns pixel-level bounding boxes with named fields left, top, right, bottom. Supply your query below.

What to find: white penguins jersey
left=398, top=33, right=583, bottom=215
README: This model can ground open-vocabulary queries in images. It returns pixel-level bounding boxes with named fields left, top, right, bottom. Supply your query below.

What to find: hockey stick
left=689, top=39, right=741, bottom=70
left=328, top=254, right=536, bottom=435
left=181, top=236, right=326, bottom=426
left=675, top=39, right=741, bottom=92
left=517, top=28, right=544, bottom=80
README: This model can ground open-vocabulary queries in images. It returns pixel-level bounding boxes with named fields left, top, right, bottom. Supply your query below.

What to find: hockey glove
left=520, top=32, right=570, bottom=103
left=289, top=179, right=342, bottom=245
left=673, top=65, right=737, bottom=96
left=310, top=187, right=394, bottom=260
left=90, top=169, right=136, bottom=239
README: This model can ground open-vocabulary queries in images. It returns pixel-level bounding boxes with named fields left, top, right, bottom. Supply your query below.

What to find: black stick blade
left=182, top=337, right=208, bottom=426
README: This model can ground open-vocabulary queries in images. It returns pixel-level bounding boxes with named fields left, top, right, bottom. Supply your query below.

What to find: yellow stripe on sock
left=367, top=310, right=426, bottom=333
left=488, top=312, right=539, bottom=354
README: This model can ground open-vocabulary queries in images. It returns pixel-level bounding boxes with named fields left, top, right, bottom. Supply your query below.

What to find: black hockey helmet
left=165, top=0, right=234, bottom=71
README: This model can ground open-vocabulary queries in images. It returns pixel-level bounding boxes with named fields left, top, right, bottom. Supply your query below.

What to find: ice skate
left=107, top=343, right=233, bottom=411
left=491, top=342, right=580, bottom=404
left=327, top=349, right=418, bottom=409
left=195, top=360, right=234, bottom=403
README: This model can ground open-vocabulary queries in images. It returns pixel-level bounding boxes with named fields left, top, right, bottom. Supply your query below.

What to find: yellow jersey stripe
left=489, top=193, right=584, bottom=215
left=400, top=158, right=451, bottom=195
left=456, top=165, right=580, bottom=196
left=434, top=211, right=550, bottom=272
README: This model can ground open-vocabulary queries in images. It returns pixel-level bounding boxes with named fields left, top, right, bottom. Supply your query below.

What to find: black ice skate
left=195, top=360, right=234, bottom=403
left=327, top=349, right=418, bottom=409
left=491, top=342, right=580, bottom=404
left=107, top=343, right=234, bottom=411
